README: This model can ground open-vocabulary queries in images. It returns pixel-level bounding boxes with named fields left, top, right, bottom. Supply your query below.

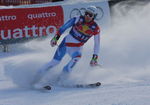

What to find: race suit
left=38, top=16, right=100, bottom=75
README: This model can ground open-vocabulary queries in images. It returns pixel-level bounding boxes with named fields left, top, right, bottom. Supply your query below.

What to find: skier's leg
left=63, top=46, right=82, bottom=73
left=33, top=39, right=67, bottom=86
left=36, top=38, right=66, bottom=76
left=63, top=51, right=81, bottom=73
left=53, top=38, right=67, bottom=61
left=34, top=59, right=60, bottom=83
left=57, top=47, right=82, bottom=84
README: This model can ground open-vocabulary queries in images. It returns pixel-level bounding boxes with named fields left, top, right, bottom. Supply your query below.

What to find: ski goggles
left=85, top=11, right=94, bottom=18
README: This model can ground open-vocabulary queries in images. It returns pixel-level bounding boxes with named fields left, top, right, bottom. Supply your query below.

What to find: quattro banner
left=0, top=6, right=64, bottom=44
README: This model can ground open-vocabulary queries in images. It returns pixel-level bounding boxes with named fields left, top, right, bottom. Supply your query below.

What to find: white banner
left=62, top=1, right=111, bottom=28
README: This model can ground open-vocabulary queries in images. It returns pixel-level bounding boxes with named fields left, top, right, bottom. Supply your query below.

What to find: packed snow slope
left=0, top=1, right=150, bottom=105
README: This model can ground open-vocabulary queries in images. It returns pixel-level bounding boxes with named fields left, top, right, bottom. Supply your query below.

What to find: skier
left=33, top=6, right=101, bottom=88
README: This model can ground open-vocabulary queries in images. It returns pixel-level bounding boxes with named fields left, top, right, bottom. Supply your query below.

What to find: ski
left=75, top=82, right=101, bottom=88
left=41, top=82, right=101, bottom=91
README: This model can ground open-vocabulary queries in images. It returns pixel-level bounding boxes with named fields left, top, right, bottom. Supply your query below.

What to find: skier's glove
left=50, top=35, right=60, bottom=47
left=90, top=54, right=98, bottom=66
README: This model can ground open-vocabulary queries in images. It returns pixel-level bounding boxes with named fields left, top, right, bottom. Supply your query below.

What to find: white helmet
left=85, top=6, right=98, bottom=18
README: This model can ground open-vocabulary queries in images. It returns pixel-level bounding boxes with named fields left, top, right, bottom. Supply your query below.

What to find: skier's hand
left=50, top=37, right=57, bottom=47
left=50, top=35, right=60, bottom=47
left=90, top=54, right=98, bottom=67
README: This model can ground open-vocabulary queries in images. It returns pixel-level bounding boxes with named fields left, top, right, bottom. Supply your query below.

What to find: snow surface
left=1, top=1, right=150, bottom=105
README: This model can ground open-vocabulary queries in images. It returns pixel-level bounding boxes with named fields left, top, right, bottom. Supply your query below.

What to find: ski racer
left=33, top=6, right=101, bottom=87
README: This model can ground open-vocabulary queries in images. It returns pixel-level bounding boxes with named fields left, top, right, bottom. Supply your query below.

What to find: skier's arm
left=93, top=34, right=100, bottom=56
left=90, top=34, right=100, bottom=66
left=90, top=24, right=100, bottom=66
left=51, top=17, right=76, bottom=47
left=56, top=17, right=76, bottom=37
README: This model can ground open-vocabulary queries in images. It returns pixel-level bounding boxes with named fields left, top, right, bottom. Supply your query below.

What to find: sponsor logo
left=27, top=12, right=57, bottom=20
left=0, top=6, right=64, bottom=44
left=70, top=7, right=104, bottom=20
left=0, top=25, right=56, bottom=40
left=0, top=15, right=17, bottom=21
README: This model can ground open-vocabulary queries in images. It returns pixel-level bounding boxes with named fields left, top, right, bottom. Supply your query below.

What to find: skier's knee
left=63, top=56, right=81, bottom=73
left=45, top=59, right=60, bottom=70
left=38, top=59, right=60, bottom=74
left=72, top=56, right=81, bottom=62
left=72, top=51, right=82, bottom=59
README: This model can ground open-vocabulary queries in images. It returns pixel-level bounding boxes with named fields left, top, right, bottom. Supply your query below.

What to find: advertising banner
left=0, top=6, right=64, bottom=44
left=0, top=1, right=110, bottom=44
left=62, top=1, right=110, bottom=28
